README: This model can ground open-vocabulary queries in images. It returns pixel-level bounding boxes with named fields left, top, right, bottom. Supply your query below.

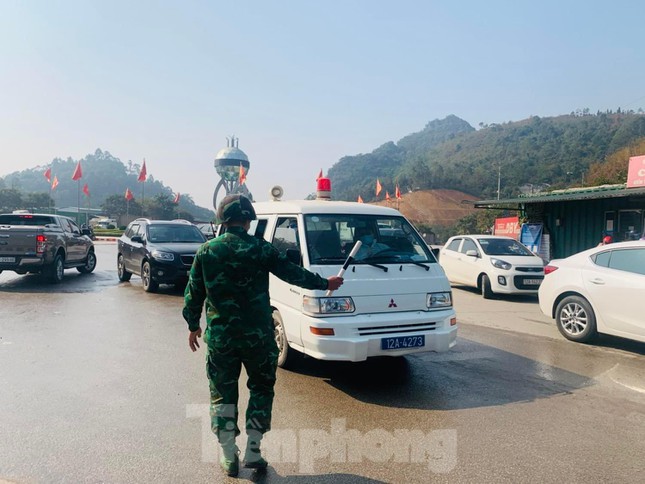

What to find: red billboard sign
left=627, top=155, right=645, bottom=188
left=494, top=216, right=520, bottom=239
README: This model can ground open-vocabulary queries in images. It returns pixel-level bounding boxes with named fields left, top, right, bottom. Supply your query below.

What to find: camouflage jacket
left=183, top=226, right=329, bottom=346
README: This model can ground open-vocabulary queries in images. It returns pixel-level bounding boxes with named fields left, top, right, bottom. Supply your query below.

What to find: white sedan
left=439, top=235, right=545, bottom=299
left=538, top=241, right=645, bottom=344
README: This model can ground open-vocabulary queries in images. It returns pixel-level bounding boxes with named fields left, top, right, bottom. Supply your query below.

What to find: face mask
left=361, top=235, right=374, bottom=245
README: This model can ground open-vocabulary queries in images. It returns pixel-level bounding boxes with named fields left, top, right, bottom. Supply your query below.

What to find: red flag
left=316, top=169, right=323, bottom=181
left=395, top=184, right=401, bottom=200
left=72, top=161, right=82, bottom=181
left=125, top=188, right=134, bottom=201
left=357, top=195, right=363, bottom=203
left=44, top=167, right=51, bottom=183
left=138, top=159, right=147, bottom=182
left=83, top=183, right=90, bottom=197
left=386, top=191, right=391, bottom=201
left=239, top=163, right=247, bottom=185
left=51, top=176, right=59, bottom=190
left=173, top=192, right=180, bottom=204
left=376, top=179, right=382, bottom=196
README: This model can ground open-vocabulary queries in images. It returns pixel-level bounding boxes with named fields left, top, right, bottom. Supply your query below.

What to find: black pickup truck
left=0, top=213, right=97, bottom=283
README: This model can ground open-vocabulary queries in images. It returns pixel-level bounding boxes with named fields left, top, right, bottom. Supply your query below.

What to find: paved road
left=1, top=244, right=643, bottom=483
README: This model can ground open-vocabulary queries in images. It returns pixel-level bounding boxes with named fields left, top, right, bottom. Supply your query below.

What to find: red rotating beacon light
left=317, top=177, right=331, bottom=200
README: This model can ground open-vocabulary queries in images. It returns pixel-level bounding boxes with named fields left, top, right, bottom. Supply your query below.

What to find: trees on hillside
left=586, top=137, right=645, bottom=186
left=0, top=189, right=53, bottom=213
left=328, top=112, right=645, bottom=201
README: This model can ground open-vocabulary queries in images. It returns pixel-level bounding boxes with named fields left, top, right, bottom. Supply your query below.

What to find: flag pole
left=77, top=179, right=81, bottom=225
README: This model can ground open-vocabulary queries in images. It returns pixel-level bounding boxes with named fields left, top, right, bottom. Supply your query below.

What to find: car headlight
left=303, top=296, right=355, bottom=314
left=151, top=250, right=175, bottom=261
left=427, top=292, right=452, bottom=308
left=490, top=258, right=511, bottom=270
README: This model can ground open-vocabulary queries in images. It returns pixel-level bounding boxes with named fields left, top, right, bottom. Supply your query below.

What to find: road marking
left=597, top=364, right=645, bottom=394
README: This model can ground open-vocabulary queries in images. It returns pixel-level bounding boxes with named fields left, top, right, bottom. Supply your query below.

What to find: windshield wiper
left=356, top=258, right=389, bottom=272
left=402, top=260, right=430, bottom=271
left=313, top=257, right=347, bottom=263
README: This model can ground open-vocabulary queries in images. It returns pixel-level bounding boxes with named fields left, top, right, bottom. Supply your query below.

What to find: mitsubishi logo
left=388, top=298, right=397, bottom=308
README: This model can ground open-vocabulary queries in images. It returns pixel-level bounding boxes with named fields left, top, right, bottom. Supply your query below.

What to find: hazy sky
left=1, top=1, right=644, bottom=210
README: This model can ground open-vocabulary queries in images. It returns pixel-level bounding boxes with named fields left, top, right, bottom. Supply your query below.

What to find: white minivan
left=222, top=193, right=458, bottom=368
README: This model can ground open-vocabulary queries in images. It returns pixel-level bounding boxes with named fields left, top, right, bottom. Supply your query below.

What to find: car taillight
left=544, top=265, right=558, bottom=275
left=36, top=234, right=46, bottom=254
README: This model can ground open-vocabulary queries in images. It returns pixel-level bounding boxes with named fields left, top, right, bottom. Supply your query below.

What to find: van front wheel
left=273, top=310, right=301, bottom=369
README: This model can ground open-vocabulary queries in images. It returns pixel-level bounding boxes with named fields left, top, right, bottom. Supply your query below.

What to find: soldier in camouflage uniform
left=183, top=194, right=343, bottom=476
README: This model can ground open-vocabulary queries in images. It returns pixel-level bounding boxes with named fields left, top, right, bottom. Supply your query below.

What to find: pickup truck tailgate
left=0, top=226, right=43, bottom=256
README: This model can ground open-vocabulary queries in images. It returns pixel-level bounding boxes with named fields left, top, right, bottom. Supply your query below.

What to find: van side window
left=249, top=219, right=268, bottom=239
left=272, top=217, right=299, bottom=255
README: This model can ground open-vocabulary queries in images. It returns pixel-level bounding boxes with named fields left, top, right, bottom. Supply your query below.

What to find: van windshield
left=304, top=214, right=435, bottom=265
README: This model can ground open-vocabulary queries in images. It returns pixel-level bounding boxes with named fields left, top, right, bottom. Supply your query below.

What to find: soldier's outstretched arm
left=265, top=242, right=336, bottom=291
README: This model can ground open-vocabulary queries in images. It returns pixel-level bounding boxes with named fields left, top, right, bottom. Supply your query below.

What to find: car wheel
left=481, top=274, right=495, bottom=299
left=117, top=254, right=132, bottom=282
left=141, top=261, right=158, bottom=293
left=77, top=250, right=97, bottom=274
left=48, top=254, right=64, bottom=284
left=274, top=310, right=301, bottom=369
left=555, top=295, right=597, bottom=343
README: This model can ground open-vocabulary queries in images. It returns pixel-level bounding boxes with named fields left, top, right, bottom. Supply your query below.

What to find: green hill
left=329, top=111, right=645, bottom=202
left=0, top=149, right=214, bottom=220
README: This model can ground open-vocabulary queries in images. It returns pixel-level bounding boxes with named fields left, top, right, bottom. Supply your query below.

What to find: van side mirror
left=285, top=248, right=302, bottom=266
left=465, top=249, right=479, bottom=257
left=131, top=235, right=144, bottom=244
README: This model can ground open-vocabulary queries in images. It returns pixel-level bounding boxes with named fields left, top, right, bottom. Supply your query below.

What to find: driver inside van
left=353, top=224, right=389, bottom=260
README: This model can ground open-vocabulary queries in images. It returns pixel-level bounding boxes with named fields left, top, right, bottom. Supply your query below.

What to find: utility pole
left=497, top=163, right=501, bottom=200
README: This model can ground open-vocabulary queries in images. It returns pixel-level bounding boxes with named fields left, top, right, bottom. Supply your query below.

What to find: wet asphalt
left=0, top=244, right=644, bottom=483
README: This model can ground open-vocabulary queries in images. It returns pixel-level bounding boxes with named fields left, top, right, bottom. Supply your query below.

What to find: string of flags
left=355, top=178, right=403, bottom=204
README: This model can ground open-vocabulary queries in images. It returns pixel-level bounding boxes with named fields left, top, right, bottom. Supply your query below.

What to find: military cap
left=216, top=194, right=257, bottom=224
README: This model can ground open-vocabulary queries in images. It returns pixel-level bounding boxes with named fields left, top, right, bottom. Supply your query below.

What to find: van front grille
left=357, top=322, right=437, bottom=336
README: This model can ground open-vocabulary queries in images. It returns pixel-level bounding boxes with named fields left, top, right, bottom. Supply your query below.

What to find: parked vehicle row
left=4, top=212, right=642, bottom=348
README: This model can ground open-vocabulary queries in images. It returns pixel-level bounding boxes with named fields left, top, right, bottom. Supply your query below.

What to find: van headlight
left=490, top=258, right=511, bottom=270
left=427, top=292, right=452, bottom=308
left=151, top=250, right=175, bottom=261
left=303, top=296, right=355, bottom=314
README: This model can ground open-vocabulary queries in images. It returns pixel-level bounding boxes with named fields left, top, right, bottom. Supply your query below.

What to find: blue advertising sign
left=520, top=223, right=543, bottom=253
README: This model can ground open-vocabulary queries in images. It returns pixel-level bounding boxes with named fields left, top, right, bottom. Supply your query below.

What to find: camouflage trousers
left=206, top=338, right=279, bottom=443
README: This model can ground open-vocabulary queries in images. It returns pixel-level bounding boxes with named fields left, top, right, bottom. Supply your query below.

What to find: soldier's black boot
left=219, top=440, right=240, bottom=477
left=243, top=433, right=268, bottom=470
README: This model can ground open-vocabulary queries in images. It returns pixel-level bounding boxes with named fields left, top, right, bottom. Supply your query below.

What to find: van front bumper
left=301, top=310, right=457, bottom=362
